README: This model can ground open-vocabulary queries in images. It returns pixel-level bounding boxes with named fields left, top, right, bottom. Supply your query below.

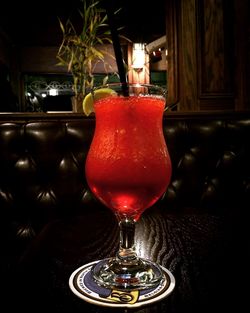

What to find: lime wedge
left=82, top=88, right=117, bottom=116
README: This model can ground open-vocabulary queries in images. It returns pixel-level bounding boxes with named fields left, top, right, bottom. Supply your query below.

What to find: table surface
left=5, top=206, right=248, bottom=313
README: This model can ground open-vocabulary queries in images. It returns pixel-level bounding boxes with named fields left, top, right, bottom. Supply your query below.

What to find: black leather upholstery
left=1, top=112, right=249, bottom=312
left=163, top=114, right=250, bottom=212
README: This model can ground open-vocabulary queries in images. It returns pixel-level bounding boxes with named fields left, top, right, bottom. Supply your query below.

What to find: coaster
left=69, top=259, right=175, bottom=308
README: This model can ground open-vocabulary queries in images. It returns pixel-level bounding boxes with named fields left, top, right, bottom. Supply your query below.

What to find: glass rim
left=93, top=82, right=166, bottom=90
left=92, top=82, right=167, bottom=98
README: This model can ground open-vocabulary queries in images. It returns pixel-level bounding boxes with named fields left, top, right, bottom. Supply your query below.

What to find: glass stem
left=116, top=218, right=138, bottom=263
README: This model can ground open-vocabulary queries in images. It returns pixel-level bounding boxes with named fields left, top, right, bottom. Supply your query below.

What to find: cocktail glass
left=85, top=83, right=172, bottom=290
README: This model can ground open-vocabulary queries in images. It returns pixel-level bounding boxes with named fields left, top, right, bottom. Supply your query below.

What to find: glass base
left=91, top=257, right=164, bottom=290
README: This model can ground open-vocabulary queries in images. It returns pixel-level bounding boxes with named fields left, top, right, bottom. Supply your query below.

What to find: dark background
left=0, top=0, right=166, bottom=46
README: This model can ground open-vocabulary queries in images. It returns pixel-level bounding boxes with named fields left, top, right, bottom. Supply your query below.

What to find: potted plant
left=56, top=0, right=115, bottom=113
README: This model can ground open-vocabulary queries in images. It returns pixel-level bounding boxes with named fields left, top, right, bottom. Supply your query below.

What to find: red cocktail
left=86, top=94, right=171, bottom=221
left=85, top=83, right=172, bottom=290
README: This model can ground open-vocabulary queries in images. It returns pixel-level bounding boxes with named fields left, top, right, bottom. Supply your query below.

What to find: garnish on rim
left=82, top=88, right=117, bottom=116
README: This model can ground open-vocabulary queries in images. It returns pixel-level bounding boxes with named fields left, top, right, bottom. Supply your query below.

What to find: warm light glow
left=132, top=43, right=146, bottom=70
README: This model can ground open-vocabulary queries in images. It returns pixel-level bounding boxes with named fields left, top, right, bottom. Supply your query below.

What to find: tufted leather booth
left=1, top=111, right=250, bottom=312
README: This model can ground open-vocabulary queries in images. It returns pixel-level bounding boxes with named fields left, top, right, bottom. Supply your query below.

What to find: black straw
left=104, top=1, right=129, bottom=96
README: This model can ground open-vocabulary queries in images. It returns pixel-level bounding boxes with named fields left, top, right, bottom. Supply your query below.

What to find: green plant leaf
left=56, top=0, right=128, bottom=100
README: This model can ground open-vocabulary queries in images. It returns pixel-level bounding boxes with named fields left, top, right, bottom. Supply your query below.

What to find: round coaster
left=69, top=259, right=175, bottom=308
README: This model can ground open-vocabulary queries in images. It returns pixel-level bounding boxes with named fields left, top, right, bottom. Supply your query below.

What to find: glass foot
left=91, top=257, right=164, bottom=290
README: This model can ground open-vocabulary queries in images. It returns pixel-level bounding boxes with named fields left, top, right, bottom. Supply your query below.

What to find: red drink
left=85, top=94, right=172, bottom=221
left=83, top=84, right=175, bottom=291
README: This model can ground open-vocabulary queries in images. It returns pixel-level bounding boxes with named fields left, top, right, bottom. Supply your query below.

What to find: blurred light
left=49, top=88, right=58, bottom=96
left=132, top=43, right=146, bottom=70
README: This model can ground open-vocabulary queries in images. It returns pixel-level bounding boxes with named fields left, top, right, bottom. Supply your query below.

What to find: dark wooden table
left=6, top=205, right=247, bottom=313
